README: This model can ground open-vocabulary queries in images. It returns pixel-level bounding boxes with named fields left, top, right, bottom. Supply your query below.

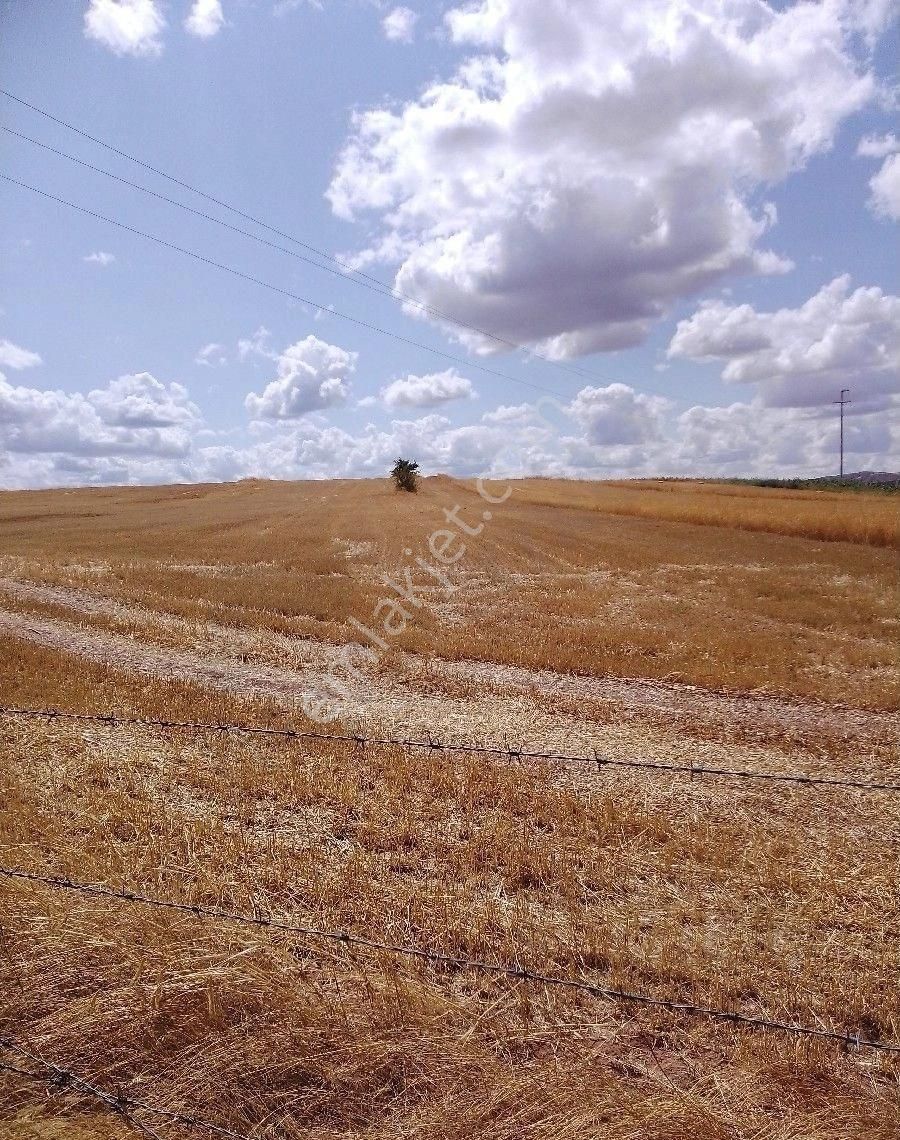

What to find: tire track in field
left=0, top=576, right=896, bottom=766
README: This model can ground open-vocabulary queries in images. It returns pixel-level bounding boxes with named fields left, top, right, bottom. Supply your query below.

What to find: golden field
left=0, top=476, right=898, bottom=1139
left=0, top=475, right=897, bottom=707
left=511, top=478, right=900, bottom=549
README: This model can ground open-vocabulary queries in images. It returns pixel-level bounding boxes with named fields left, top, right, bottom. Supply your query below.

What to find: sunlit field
left=1, top=476, right=898, bottom=1139
left=511, top=477, right=900, bottom=549
left=0, top=476, right=897, bottom=707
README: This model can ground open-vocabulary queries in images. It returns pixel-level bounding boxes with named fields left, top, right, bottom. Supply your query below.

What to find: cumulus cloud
left=381, top=368, right=474, bottom=408
left=84, top=0, right=166, bottom=57
left=868, top=154, right=900, bottom=221
left=672, top=400, right=895, bottom=475
left=0, top=339, right=42, bottom=370
left=245, top=335, right=357, bottom=420
left=0, top=371, right=201, bottom=486
left=88, top=372, right=200, bottom=428
left=185, top=0, right=225, bottom=37
left=195, top=342, right=228, bottom=367
left=857, top=132, right=900, bottom=221
left=237, top=414, right=523, bottom=480
left=481, top=403, right=532, bottom=424
left=857, top=133, right=900, bottom=159
left=328, top=0, right=891, bottom=359
left=566, top=383, right=668, bottom=445
left=668, top=276, right=900, bottom=408
left=382, top=6, right=418, bottom=43
left=238, top=326, right=274, bottom=361
left=2, top=372, right=897, bottom=488
left=84, top=251, right=116, bottom=266
left=212, top=386, right=898, bottom=484
left=849, top=0, right=900, bottom=44
left=228, top=387, right=667, bottom=482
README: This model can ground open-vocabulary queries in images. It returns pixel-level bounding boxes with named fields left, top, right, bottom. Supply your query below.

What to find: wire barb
left=1, top=1039, right=255, bottom=1140
left=2, top=865, right=898, bottom=1054
left=0, top=704, right=897, bottom=793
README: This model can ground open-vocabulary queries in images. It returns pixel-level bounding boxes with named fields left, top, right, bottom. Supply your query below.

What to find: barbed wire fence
left=2, top=704, right=898, bottom=793
left=3, top=866, right=898, bottom=1054
left=3, top=701, right=899, bottom=1137
left=0, top=1040, right=252, bottom=1140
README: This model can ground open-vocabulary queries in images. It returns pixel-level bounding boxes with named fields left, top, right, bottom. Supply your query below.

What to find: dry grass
left=510, top=478, right=900, bottom=548
left=0, top=476, right=897, bottom=707
left=1, top=477, right=899, bottom=1138
left=2, top=639, right=899, bottom=1139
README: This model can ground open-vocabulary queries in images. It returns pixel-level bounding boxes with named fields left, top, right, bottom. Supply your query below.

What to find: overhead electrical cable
left=0, top=171, right=579, bottom=401
left=0, top=88, right=616, bottom=387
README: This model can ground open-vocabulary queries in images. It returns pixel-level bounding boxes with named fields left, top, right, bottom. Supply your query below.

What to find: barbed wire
left=3, top=866, right=897, bottom=1053
left=1, top=704, right=897, bottom=793
left=0, top=1055, right=168, bottom=1140
left=0, top=1039, right=254, bottom=1139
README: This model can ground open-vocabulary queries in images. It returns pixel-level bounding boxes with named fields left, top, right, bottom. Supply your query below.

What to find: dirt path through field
left=0, top=576, right=897, bottom=775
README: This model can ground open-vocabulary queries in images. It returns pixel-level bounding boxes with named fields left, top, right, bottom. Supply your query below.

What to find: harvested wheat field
left=1, top=476, right=899, bottom=1140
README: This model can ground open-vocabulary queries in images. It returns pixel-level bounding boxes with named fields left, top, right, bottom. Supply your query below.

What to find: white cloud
left=238, top=326, right=274, bottom=361
left=84, top=0, right=166, bottom=57
left=245, top=335, right=357, bottom=420
left=84, top=251, right=116, bottom=266
left=2, top=372, right=897, bottom=488
left=0, top=371, right=201, bottom=487
left=566, top=383, right=668, bottom=445
left=218, top=388, right=662, bottom=482
left=0, top=339, right=42, bottom=370
left=381, top=368, right=474, bottom=408
left=185, top=0, right=225, bottom=37
left=195, top=342, right=228, bottom=366
left=857, top=133, right=900, bottom=159
left=668, top=276, right=900, bottom=408
left=272, top=0, right=318, bottom=15
left=210, top=386, right=898, bottom=484
left=382, top=6, right=417, bottom=43
left=857, top=132, right=900, bottom=221
left=481, top=403, right=532, bottom=424
left=88, top=372, right=200, bottom=428
left=848, top=0, right=900, bottom=45
left=328, top=0, right=890, bottom=359
left=868, top=154, right=900, bottom=221
left=672, top=400, right=896, bottom=476
left=241, top=414, right=519, bottom=480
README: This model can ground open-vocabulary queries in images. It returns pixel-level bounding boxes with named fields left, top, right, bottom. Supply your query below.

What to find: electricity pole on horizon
left=833, top=388, right=851, bottom=479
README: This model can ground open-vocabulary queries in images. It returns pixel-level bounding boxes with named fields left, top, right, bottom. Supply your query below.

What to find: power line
left=0, top=171, right=575, bottom=402
left=3, top=867, right=896, bottom=1052
left=0, top=125, right=375, bottom=292
left=0, top=88, right=607, bottom=387
left=0, top=1040, right=254, bottom=1140
left=1, top=704, right=897, bottom=793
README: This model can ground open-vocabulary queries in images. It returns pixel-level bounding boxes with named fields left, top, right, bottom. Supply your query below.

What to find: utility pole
left=833, top=388, right=851, bottom=479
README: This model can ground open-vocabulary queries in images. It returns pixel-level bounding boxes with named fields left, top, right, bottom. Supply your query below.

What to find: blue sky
left=1, top=0, right=898, bottom=487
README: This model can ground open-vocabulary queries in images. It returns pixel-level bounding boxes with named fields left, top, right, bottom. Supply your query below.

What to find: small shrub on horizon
left=391, top=458, right=420, bottom=493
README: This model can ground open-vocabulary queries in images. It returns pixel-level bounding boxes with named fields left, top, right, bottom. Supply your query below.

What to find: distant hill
left=836, top=471, right=900, bottom=486
left=736, top=472, right=900, bottom=491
